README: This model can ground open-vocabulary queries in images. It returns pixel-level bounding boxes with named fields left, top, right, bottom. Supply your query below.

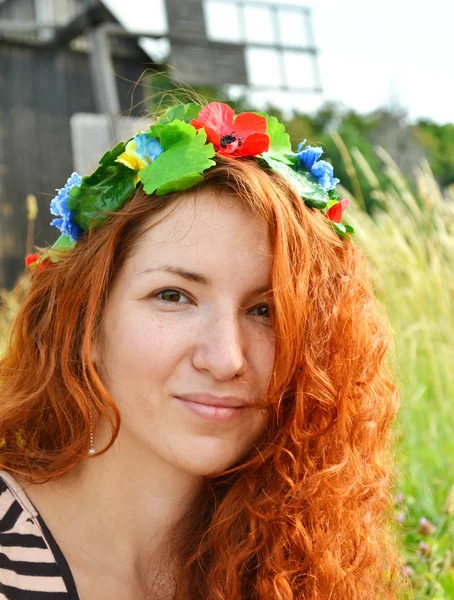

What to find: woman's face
left=93, top=189, right=275, bottom=476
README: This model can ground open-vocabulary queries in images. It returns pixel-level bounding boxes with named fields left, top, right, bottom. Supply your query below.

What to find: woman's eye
left=249, top=303, right=271, bottom=318
left=155, top=289, right=191, bottom=304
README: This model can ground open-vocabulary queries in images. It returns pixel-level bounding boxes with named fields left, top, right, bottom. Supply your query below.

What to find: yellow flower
left=116, top=139, right=148, bottom=172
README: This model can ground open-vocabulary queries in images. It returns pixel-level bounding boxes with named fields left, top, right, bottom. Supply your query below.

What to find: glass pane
left=204, top=0, right=242, bottom=43
left=246, top=47, right=283, bottom=88
left=277, top=8, right=310, bottom=48
left=243, top=5, right=276, bottom=45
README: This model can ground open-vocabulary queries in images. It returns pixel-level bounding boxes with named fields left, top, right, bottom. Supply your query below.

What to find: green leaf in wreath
left=148, top=123, right=165, bottom=140
left=47, top=234, right=76, bottom=262
left=330, top=221, right=355, bottom=238
left=260, top=155, right=329, bottom=209
left=328, top=187, right=341, bottom=201
left=67, top=163, right=136, bottom=231
left=99, top=141, right=127, bottom=167
left=139, top=130, right=216, bottom=196
left=148, top=120, right=197, bottom=147
left=156, top=104, right=201, bottom=125
left=264, top=115, right=292, bottom=164
left=51, top=234, right=76, bottom=250
left=159, top=121, right=198, bottom=149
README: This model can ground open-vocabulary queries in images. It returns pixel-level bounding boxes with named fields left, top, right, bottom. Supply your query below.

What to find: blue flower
left=50, top=172, right=84, bottom=242
left=116, top=134, right=164, bottom=172
left=295, top=140, right=323, bottom=170
left=310, top=160, right=340, bottom=191
left=134, top=134, right=164, bottom=165
left=291, top=141, right=339, bottom=191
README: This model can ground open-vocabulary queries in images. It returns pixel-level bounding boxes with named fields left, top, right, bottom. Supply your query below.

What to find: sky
left=103, top=0, right=454, bottom=125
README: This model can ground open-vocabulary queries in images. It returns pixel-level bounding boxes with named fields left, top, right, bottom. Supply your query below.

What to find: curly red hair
left=0, top=156, right=404, bottom=598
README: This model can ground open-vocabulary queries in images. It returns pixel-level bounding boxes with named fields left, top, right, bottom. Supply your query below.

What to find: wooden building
left=0, top=0, right=320, bottom=288
left=0, top=0, right=154, bottom=288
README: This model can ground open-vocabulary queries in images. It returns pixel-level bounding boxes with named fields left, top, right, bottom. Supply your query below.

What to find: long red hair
left=0, top=156, right=404, bottom=598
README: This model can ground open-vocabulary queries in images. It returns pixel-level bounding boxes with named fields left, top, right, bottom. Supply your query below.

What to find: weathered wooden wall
left=0, top=42, right=148, bottom=288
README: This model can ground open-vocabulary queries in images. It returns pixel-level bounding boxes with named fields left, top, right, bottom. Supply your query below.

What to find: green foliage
left=156, top=103, right=201, bottom=125
left=345, top=152, right=454, bottom=600
left=320, top=125, right=386, bottom=214
left=146, top=68, right=454, bottom=202
left=99, top=142, right=127, bottom=166
left=260, top=154, right=328, bottom=208
left=415, top=120, right=454, bottom=187
left=48, top=235, right=76, bottom=262
left=257, top=102, right=454, bottom=220
left=263, top=115, right=292, bottom=163
left=150, top=120, right=197, bottom=149
left=68, top=144, right=136, bottom=231
left=139, top=129, right=215, bottom=196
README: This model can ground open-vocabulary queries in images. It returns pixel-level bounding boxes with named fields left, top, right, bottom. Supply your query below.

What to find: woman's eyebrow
left=136, top=265, right=270, bottom=295
left=137, top=265, right=210, bottom=285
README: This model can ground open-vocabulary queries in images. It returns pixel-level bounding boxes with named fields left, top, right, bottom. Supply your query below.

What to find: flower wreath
left=26, top=102, right=353, bottom=271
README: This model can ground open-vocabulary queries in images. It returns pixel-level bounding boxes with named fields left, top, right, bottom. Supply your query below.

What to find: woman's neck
left=16, top=418, right=205, bottom=585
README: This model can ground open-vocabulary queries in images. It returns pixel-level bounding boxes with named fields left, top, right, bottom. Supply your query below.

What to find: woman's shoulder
left=0, top=470, right=77, bottom=598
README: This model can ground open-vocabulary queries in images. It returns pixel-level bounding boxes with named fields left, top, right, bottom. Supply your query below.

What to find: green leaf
left=159, top=121, right=197, bottom=150
left=148, top=120, right=197, bottom=147
left=99, top=141, right=127, bottom=167
left=285, top=153, right=299, bottom=166
left=68, top=163, right=136, bottom=231
left=47, top=235, right=76, bottom=262
left=344, top=224, right=355, bottom=234
left=328, top=187, right=341, bottom=201
left=157, top=104, right=201, bottom=125
left=330, top=221, right=349, bottom=238
left=148, top=123, right=165, bottom=140
left=51, top=234, right=76, bottom=250
left=139, top=130, right=215, bottom=196
left=265, top=115, right=292, bottom=164
left=260, top=155, right=329, bottom=209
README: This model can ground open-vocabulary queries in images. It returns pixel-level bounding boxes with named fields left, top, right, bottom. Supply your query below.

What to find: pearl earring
left=88, top=405, right=96, bottom=455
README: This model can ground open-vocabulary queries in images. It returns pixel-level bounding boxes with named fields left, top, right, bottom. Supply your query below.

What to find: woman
left=0, top=102, right=403, bottom=599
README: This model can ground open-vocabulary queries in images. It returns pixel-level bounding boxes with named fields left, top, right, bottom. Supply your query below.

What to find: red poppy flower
left=25, top=254, right=50, bottom=271
left=191, top=102, right=270, bottom=157
left=25, top=254, right=40, bottom=268
left=327, top=199, right=350, bottom=223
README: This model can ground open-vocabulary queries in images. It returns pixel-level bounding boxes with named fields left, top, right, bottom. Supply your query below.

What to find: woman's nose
left=192, top=311, right=248, bottom=381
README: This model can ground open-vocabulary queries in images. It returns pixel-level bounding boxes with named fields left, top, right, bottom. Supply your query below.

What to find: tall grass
left=342, top=146, right=454, bottom=598
left=0, top=146, right=453, bottom=597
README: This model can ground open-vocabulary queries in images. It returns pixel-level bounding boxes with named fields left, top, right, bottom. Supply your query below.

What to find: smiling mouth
left=176, top=397, right=248, bottom=422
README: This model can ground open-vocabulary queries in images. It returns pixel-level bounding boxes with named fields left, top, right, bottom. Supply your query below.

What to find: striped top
left=0, top=471, right=80, bottom=599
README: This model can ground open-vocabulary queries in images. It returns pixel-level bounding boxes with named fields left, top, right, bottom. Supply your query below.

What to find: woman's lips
left=176, top=397, right=248, bottom=422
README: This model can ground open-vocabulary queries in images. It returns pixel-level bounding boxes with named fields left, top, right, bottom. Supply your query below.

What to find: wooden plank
left=165, top=0, right=206, bottom=40
left=0, top=41, right=150, bottom=288
left=170, top=40, right=248, bottom=86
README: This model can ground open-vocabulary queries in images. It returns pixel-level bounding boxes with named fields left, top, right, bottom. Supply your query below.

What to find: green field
left=1, top=145, right=453, bottom=598
left=343, top=147, right=454, bottom=598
